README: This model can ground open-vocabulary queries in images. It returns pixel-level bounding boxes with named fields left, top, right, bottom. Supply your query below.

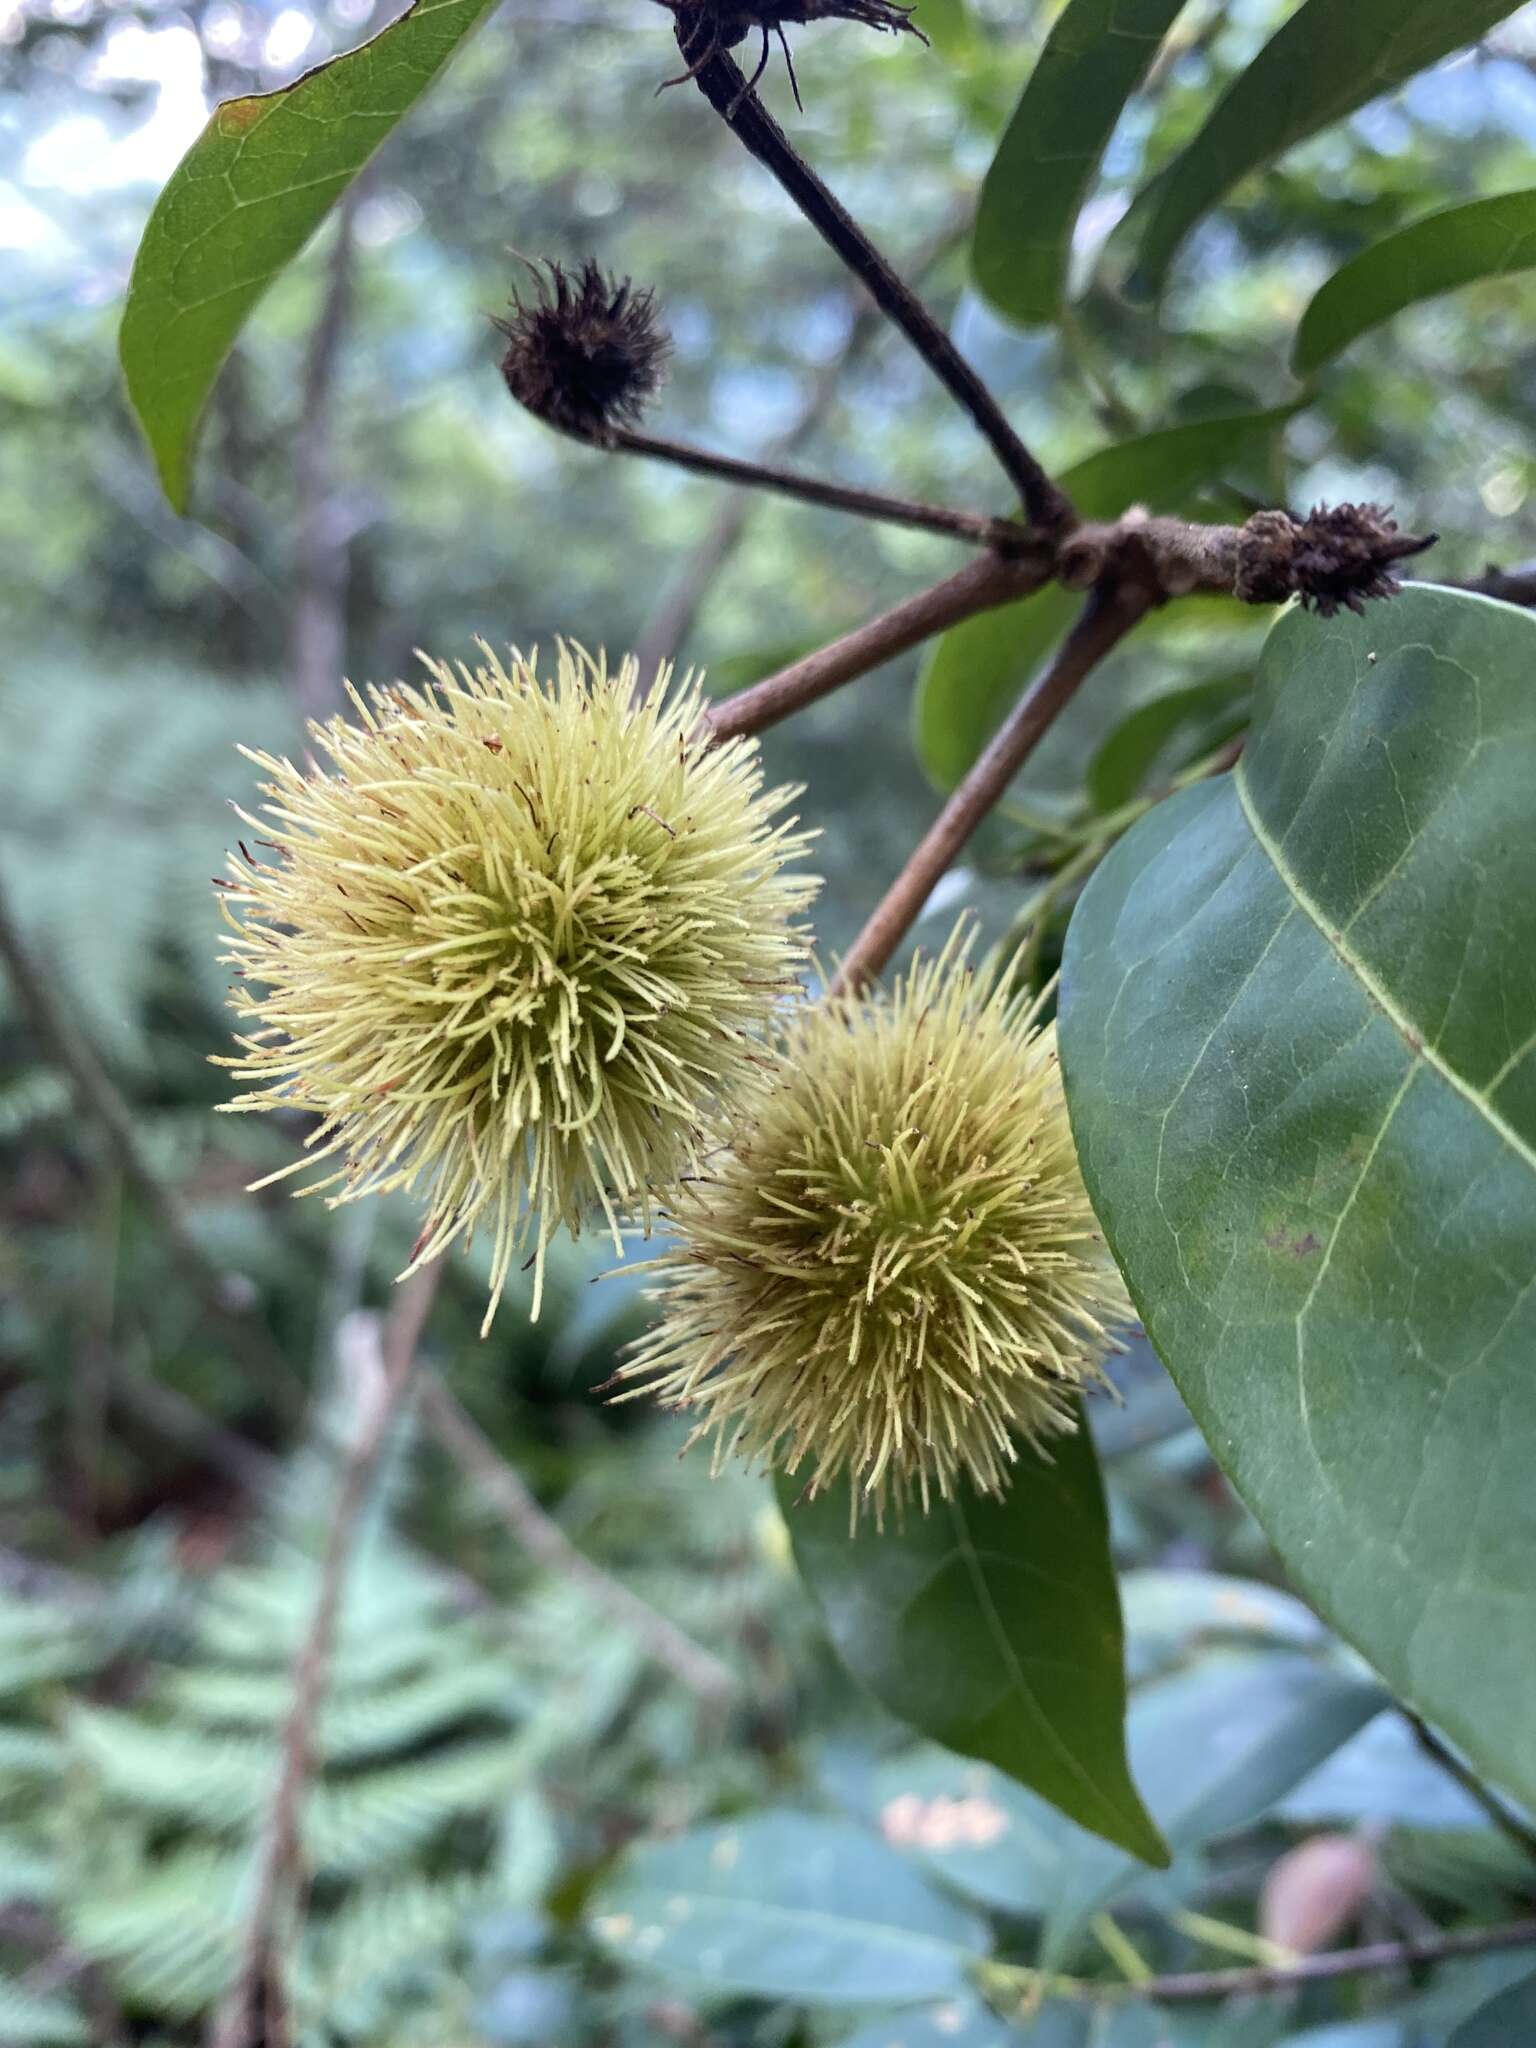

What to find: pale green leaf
left=588, top=1812, right=988, bottom=2005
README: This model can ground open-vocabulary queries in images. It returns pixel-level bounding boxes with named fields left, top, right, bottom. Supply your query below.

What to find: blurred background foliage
left=2, top=0, right=1536, bottom=2038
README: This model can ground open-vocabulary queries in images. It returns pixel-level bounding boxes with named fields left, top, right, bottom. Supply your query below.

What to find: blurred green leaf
left=1037, top=1653, right=1384, bottom=1958
left=1458, top=1966, right=1536, bottom=2048
left=1294, top=188, right=1536, bottom=376
left=1132, top=1, right=1526, bottom=296
left=871, top=1651, right=1382, bottom=1954
left=971, top=0, right=1183, bottom=328
left=1280, top=1715, right=1489, bottom=1831
left=1060, top=586, right=1536, bottom=1809
left=1120, top=1569, right=1324, bottom=1683
left=1086, top=672, right=1250, bottom=814
left=587, top=1812, right=988, bottom=2004
left=835, top=1994, right=1013, bottom=2048
left=913, top=0, right=979, bottom=67
left=119, top=0, right=500, bottom=512
left=779, top=1418, right=1166, bottom=1865
left=914, top=409, right=1292, bottom=793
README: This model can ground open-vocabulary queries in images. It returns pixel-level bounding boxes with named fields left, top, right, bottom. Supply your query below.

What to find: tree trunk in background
left=290, top=182, right=366, bottom=728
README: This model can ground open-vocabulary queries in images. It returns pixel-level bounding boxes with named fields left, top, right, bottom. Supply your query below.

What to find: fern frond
left=0, top=1977, right=89, bottom=2047
left=308, top=1740, right=532, bottom=1875
left=68, top=1706, right=268, bottom=1833
left=65, top=1845, right=246, bottom=2020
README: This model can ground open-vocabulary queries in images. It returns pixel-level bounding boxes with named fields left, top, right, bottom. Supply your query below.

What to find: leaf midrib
left=1234, top=765, right=1536, bottom=1179
left=945, top=1499, right=1146, bottom=1849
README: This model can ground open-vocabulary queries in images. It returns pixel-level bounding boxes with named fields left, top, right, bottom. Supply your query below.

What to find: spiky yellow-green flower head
left=217, top=643, right=816, bottom=1328
left=618, top=923, right=1129, bottom=1521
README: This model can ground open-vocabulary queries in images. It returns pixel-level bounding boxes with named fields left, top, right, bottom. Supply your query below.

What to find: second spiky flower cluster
left=617, top=925, right=1128, bottom=1521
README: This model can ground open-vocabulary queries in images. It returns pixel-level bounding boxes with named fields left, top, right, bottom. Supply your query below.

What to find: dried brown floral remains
left=661, top=0, right=926, bottom=110
left=1236, top=503, right=1436, bottom=617
left=497, top=259, right=671, bottom=444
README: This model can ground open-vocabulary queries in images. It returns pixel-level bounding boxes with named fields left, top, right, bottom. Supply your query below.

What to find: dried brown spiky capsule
left=497, top=260, right=670, bottom=444
left=1237, top=503, right=1436, bottom=617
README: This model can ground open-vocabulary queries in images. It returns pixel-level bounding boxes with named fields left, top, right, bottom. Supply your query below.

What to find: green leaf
left=119, top=0, right=501, bottom=512
left=835, top=1995, right=1013, bottom=2048
left=1035, top=1652, right=1383, bottom=1959
left=778, top=1416, right=1167, bottom=1866
left=914, top=409, right=1292, bottom=793
left=1294, top=188, right=1536, bottom=377
left=1451, top=1970, right=1536, bottom=2048
left=0, top=1979, right=88, bottom=2047
left=1059, top=586, right=1536, bottom=1808
left=587, top=1812, right=988, bottom=2005
left=971, top=0, right=1185, bottom=328
left=1280, top=1714, right=1490, bottom=1831
left=1133, top=1, right=1527, bottom=295
left=871, top=1650, right=1381, bottom=1954
left=1086, top=673, right=1250, bottom=815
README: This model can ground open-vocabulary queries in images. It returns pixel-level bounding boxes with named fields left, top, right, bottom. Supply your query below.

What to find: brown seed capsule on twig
left=496, top=259, right=670, bottom=444
left=659, top=0, right=926, bottom=112
left=1236, top=503, right=1436, bottom=617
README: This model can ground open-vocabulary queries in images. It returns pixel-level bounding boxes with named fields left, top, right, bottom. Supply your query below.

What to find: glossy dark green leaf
left=914, top=409, right=1291, bottom=793
left=1294, top=188, right=1536, bottom=377
left=778, top=1418, right=1165, bottom=1866
left=120, top=0, right=500, bottom=512
left=1451, top=1969, right=1536, bottom=2048
left=1086, top=672, right=1251, bottom=814
left=586, top=1812, right=987, bottom=2005
left=971, top=0, right=1185, bottom=328
left=1134, top=2, right=1527, bottom=296
left=1060, top=586, right=1536, bottom=1808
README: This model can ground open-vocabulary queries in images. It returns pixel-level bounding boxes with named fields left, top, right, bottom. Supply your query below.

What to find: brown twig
left=831, top=582, right=1154, bottom=996
left=704, top=546, right=1051, bottom=743
left=609, top=424, right=1031, bottom=552
left=1435, top=560, right=1536, bottom=607
left=984, top=1915, right=1536, bottom=2016
left=416, top=1373, right=739, bottom=1711
left=0, top=874, right=301, bottom=1407
left=680, top=39, right=1072, bottom=535
left=1059, top=505, right=1436, bottom=614
left=633, top=208, right=968, bottom=677
left=208, top=1262, right=442, bottom=2048
left=1115, top=1915, right=1536, bottom=2004
left=1409, top=1716, right=1536, bottom=1866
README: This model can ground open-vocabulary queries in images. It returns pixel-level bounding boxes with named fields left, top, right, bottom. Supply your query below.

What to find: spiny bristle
left=497, top=259, right=670, bottom=442
left=616, top=920, right=1130, bottom=1523
left=215, top=643, right=817, bottom=1331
